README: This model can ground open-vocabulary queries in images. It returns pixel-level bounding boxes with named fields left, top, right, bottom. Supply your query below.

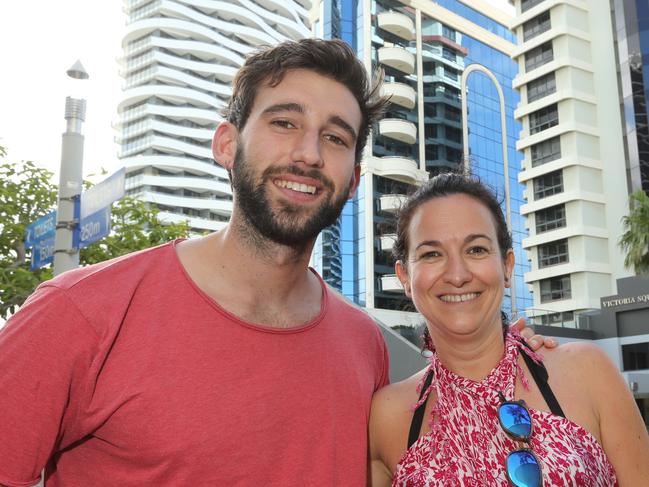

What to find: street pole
left=53, top=60, right=88, bottom=276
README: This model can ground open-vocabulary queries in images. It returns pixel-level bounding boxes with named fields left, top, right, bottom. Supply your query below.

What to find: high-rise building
left=312, top=0, right=532, bottom=328
left=611, top=0, right=649, bottom=195
left=510, top=0, right=633, bottom=327
left=117, top=0, right=312, bottom=231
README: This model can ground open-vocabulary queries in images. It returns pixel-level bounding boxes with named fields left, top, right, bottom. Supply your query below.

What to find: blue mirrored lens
left=507, top=450, right=542, bottom=487
left=499, top=403, right=532, bottom=439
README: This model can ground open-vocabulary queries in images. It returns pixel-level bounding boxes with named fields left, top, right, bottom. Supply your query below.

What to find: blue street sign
left=73, top=168, right=125, bottom=248
left=80, top=168, right=125, bottom=220
left=25, top=210, right=57, bottom=248
left=76, top=206, right=111, bottom=248
left=30, top=236, right=55, bottom=270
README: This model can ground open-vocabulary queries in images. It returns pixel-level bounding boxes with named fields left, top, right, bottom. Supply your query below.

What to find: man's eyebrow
left=329, top=115, right=357, bottom=142
left=261, top=102, right=305, bottom=116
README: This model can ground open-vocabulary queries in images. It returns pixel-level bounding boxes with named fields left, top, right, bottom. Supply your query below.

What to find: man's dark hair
left=393, top=172, right=513, bottom=267
left=223, top=38, right=389, bottom=165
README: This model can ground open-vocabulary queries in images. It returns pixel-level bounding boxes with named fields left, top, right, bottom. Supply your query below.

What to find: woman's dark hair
left=223, top=38, right=389, bottom=165
left=393, top=172, right=512, bottom=267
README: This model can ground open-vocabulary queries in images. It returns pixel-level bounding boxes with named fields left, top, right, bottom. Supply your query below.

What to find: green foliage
left=619, top=190, right=649, bottom=275
left=0, top=147, right=57, bottom=319
left=80, top=197, right=190, bottom=265
left=0, top=146, right=191, bottom=319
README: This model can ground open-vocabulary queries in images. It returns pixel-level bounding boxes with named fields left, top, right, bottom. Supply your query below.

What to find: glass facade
left=612, top=0, right=649, bottom=193
left=317, top=0, right=532, bottom=315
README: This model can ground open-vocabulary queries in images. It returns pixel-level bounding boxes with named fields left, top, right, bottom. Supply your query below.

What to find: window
left=446, top=127, right=462, bottom=143
left=444, top=67, right=458, bottom=80
left=538, top=239, right=568, bottom=268
left=521, top=0, right=545, bottom=13
left=443, top=25, right=456, bottom=42
left=426, top=145, right=439, bottom=161
left=525, top=42, right=553, bottom=72
left=531, top=136, right=561, bottom=166
left=442, top=47, right=456, bottom=62
left=535, top=204, right=566, bottom=233
left=529, top=104, right=558, bottom=134
left=527, top=72, right=556, bottom=103
left=523, top=11, right=551, bottom=41
left=536, top=311, right=574, bottom=326
left=622, top=343, right=649, bottom=371
left=425, top=125, right=438, bottom=139
left=533, top=170, right=563, bottom=199
left=540, top=274, right=571, bottom=302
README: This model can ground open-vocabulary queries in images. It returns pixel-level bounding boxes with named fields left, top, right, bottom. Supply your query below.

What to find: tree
left=0, top=147, right=57, bottom=319
left=80, top=197, right=191, bottom=266
left=619, top=190, right=649, bottom=275
left=0, top=147, right=191, bottom=319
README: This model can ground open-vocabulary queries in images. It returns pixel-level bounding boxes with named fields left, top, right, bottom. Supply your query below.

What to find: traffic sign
left=76, top=206, right=111, bottom=248
left=76, top=168, right=125, bottom=248
left=80, top=168, right=125, bottom=219
left=24, top=210, right=57, bottom=248
left=30, top=236, right=55, bottom=270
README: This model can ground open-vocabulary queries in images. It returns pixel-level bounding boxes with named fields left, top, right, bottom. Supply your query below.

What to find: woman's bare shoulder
left=372, top=368, right=428, bottom=420
left=541, top=340, right=614, bottom=375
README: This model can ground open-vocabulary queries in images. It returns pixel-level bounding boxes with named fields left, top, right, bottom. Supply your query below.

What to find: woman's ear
left=395, top=260, right=412, bottom=298
left=504, top=249, right=515, bottom=288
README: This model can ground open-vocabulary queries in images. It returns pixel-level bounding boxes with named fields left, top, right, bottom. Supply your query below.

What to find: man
left=0, top=39, right=548, bottom=486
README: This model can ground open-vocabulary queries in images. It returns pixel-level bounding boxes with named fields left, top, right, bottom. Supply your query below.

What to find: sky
left=0, top=1, right=126, bottom=183
left=0, top=0, right=514, bottom=183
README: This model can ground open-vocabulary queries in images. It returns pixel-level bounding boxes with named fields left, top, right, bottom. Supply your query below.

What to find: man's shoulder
left=42, top=240, right=178, bottom=294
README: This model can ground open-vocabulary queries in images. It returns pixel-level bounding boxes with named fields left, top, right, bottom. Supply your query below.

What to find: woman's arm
left=368, top=387, right=397, bottom=487
left=585, top=344, right=649, bottom=485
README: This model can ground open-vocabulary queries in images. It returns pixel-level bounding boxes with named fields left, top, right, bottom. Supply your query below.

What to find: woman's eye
left=468, top=246, right=488, bottom=255
left=420, top=250, right=441, bottom=260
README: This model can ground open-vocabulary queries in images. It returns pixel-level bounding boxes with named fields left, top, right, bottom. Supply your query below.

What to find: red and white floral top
left=393, top=333, right=618, bottom=486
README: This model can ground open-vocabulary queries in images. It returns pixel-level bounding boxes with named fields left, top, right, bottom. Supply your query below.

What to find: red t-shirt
left=0, top=241, right=389, bottom=486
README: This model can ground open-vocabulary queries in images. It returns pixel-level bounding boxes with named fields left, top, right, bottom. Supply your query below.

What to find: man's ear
left=395, top=259, right=412, bottom=298
left=346, top=164, right=362, bottom=200
left=212, top=122, right=239, bottom=171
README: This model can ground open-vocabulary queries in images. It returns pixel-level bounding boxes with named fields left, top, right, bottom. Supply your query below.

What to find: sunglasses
left=497, top=392, right=543, bottom=487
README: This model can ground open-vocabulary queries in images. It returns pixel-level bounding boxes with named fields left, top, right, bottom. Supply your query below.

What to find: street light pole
left=53, top=60, right=88, bottom=276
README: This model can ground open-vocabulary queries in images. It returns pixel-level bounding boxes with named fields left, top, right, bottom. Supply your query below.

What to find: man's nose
left=291, top=130, right=324, bottom=168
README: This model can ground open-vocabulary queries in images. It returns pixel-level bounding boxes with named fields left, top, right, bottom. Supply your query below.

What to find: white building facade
left=511, top=0, right=632, bottom=326
left=117, top=0, right=312, bottom=231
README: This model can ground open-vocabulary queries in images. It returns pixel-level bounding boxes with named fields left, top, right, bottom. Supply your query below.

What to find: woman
left=369, top=174, right=649, bottom=486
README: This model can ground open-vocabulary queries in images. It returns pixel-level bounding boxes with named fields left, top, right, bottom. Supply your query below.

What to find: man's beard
left=231, top=146, right=351, bottom=247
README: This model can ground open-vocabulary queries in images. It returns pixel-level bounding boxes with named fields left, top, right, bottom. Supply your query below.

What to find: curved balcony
left=378, top=46, right=415, bottom=74
left=381, top=81, right=416, bottom=109
left=380, top=274, right=404, bottom=293
left=377, top=11, right=415, bottom=40
left=367, top=155, right=427, bottom=185
left=379, top=234, right=397, bottom=253
left=378, top=194, right=405, bottom=214
left=378, top=118, right=417, bottom=145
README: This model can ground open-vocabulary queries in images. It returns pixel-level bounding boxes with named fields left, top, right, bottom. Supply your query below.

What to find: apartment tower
left=117, top=0, right=312, bottom=231
left=511, top=0, right=632, bottom=326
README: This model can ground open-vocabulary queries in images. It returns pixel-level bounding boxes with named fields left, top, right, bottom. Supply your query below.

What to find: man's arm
left=510, top=318, right=557, bottom=351
left=0, top=286, right=96, bottom=485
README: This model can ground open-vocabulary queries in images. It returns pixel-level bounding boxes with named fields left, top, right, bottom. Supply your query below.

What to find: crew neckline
left=170, top=238, right=329, bottom=334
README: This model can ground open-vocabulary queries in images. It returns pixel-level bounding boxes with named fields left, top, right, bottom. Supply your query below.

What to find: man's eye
left=272, top=120, right=295, bottom=129
left=324, top=134, right=347, bottom=146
